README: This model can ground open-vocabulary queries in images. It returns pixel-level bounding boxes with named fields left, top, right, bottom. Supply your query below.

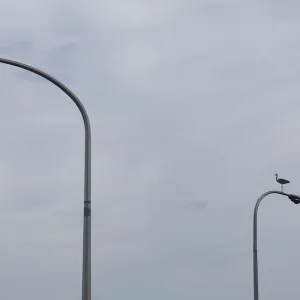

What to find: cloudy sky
left=1, top=0, right=300, bottom=299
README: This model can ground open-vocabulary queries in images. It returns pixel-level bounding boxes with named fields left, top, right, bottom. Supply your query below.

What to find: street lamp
left=253, top=190, right=300, bottom=300
left=0, top=58, right=91, bottom=300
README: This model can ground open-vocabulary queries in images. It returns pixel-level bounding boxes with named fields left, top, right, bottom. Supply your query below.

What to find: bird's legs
left=281, top=185, right=284, bottom=192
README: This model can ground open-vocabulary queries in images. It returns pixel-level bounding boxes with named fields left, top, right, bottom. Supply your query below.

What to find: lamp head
left=288, top=194, right=300, bottom=204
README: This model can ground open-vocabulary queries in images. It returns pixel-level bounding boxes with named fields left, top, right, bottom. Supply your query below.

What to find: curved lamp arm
left=0, top=58, right=91, bottom=300
left=253, top=190, right=300, bottom=300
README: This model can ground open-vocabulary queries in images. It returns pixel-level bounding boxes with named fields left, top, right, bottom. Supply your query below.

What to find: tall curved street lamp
left=253, top=190, right=300, bottom=300
left=0, top=58, right=91, bottom=300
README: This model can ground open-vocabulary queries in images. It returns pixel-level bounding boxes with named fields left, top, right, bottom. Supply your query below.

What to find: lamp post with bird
left=253, top=184, right=300, bottom=300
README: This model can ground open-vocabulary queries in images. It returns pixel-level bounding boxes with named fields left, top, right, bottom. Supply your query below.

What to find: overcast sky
left=1, top=0, right=300, bottom=299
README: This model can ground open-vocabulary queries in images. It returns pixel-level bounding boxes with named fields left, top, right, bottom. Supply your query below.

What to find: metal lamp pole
left=0, top=58, right=92, bottom=300
left=253, top=190, right=300, bottom=300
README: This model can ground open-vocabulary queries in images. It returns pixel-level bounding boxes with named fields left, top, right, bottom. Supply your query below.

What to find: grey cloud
left=1, top=1, right=300, bottom=300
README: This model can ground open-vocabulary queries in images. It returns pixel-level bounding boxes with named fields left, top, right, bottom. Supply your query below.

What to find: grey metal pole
left=253, top=190, right=296, bottom=300
left=0, top=58, right=91, bottom=300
